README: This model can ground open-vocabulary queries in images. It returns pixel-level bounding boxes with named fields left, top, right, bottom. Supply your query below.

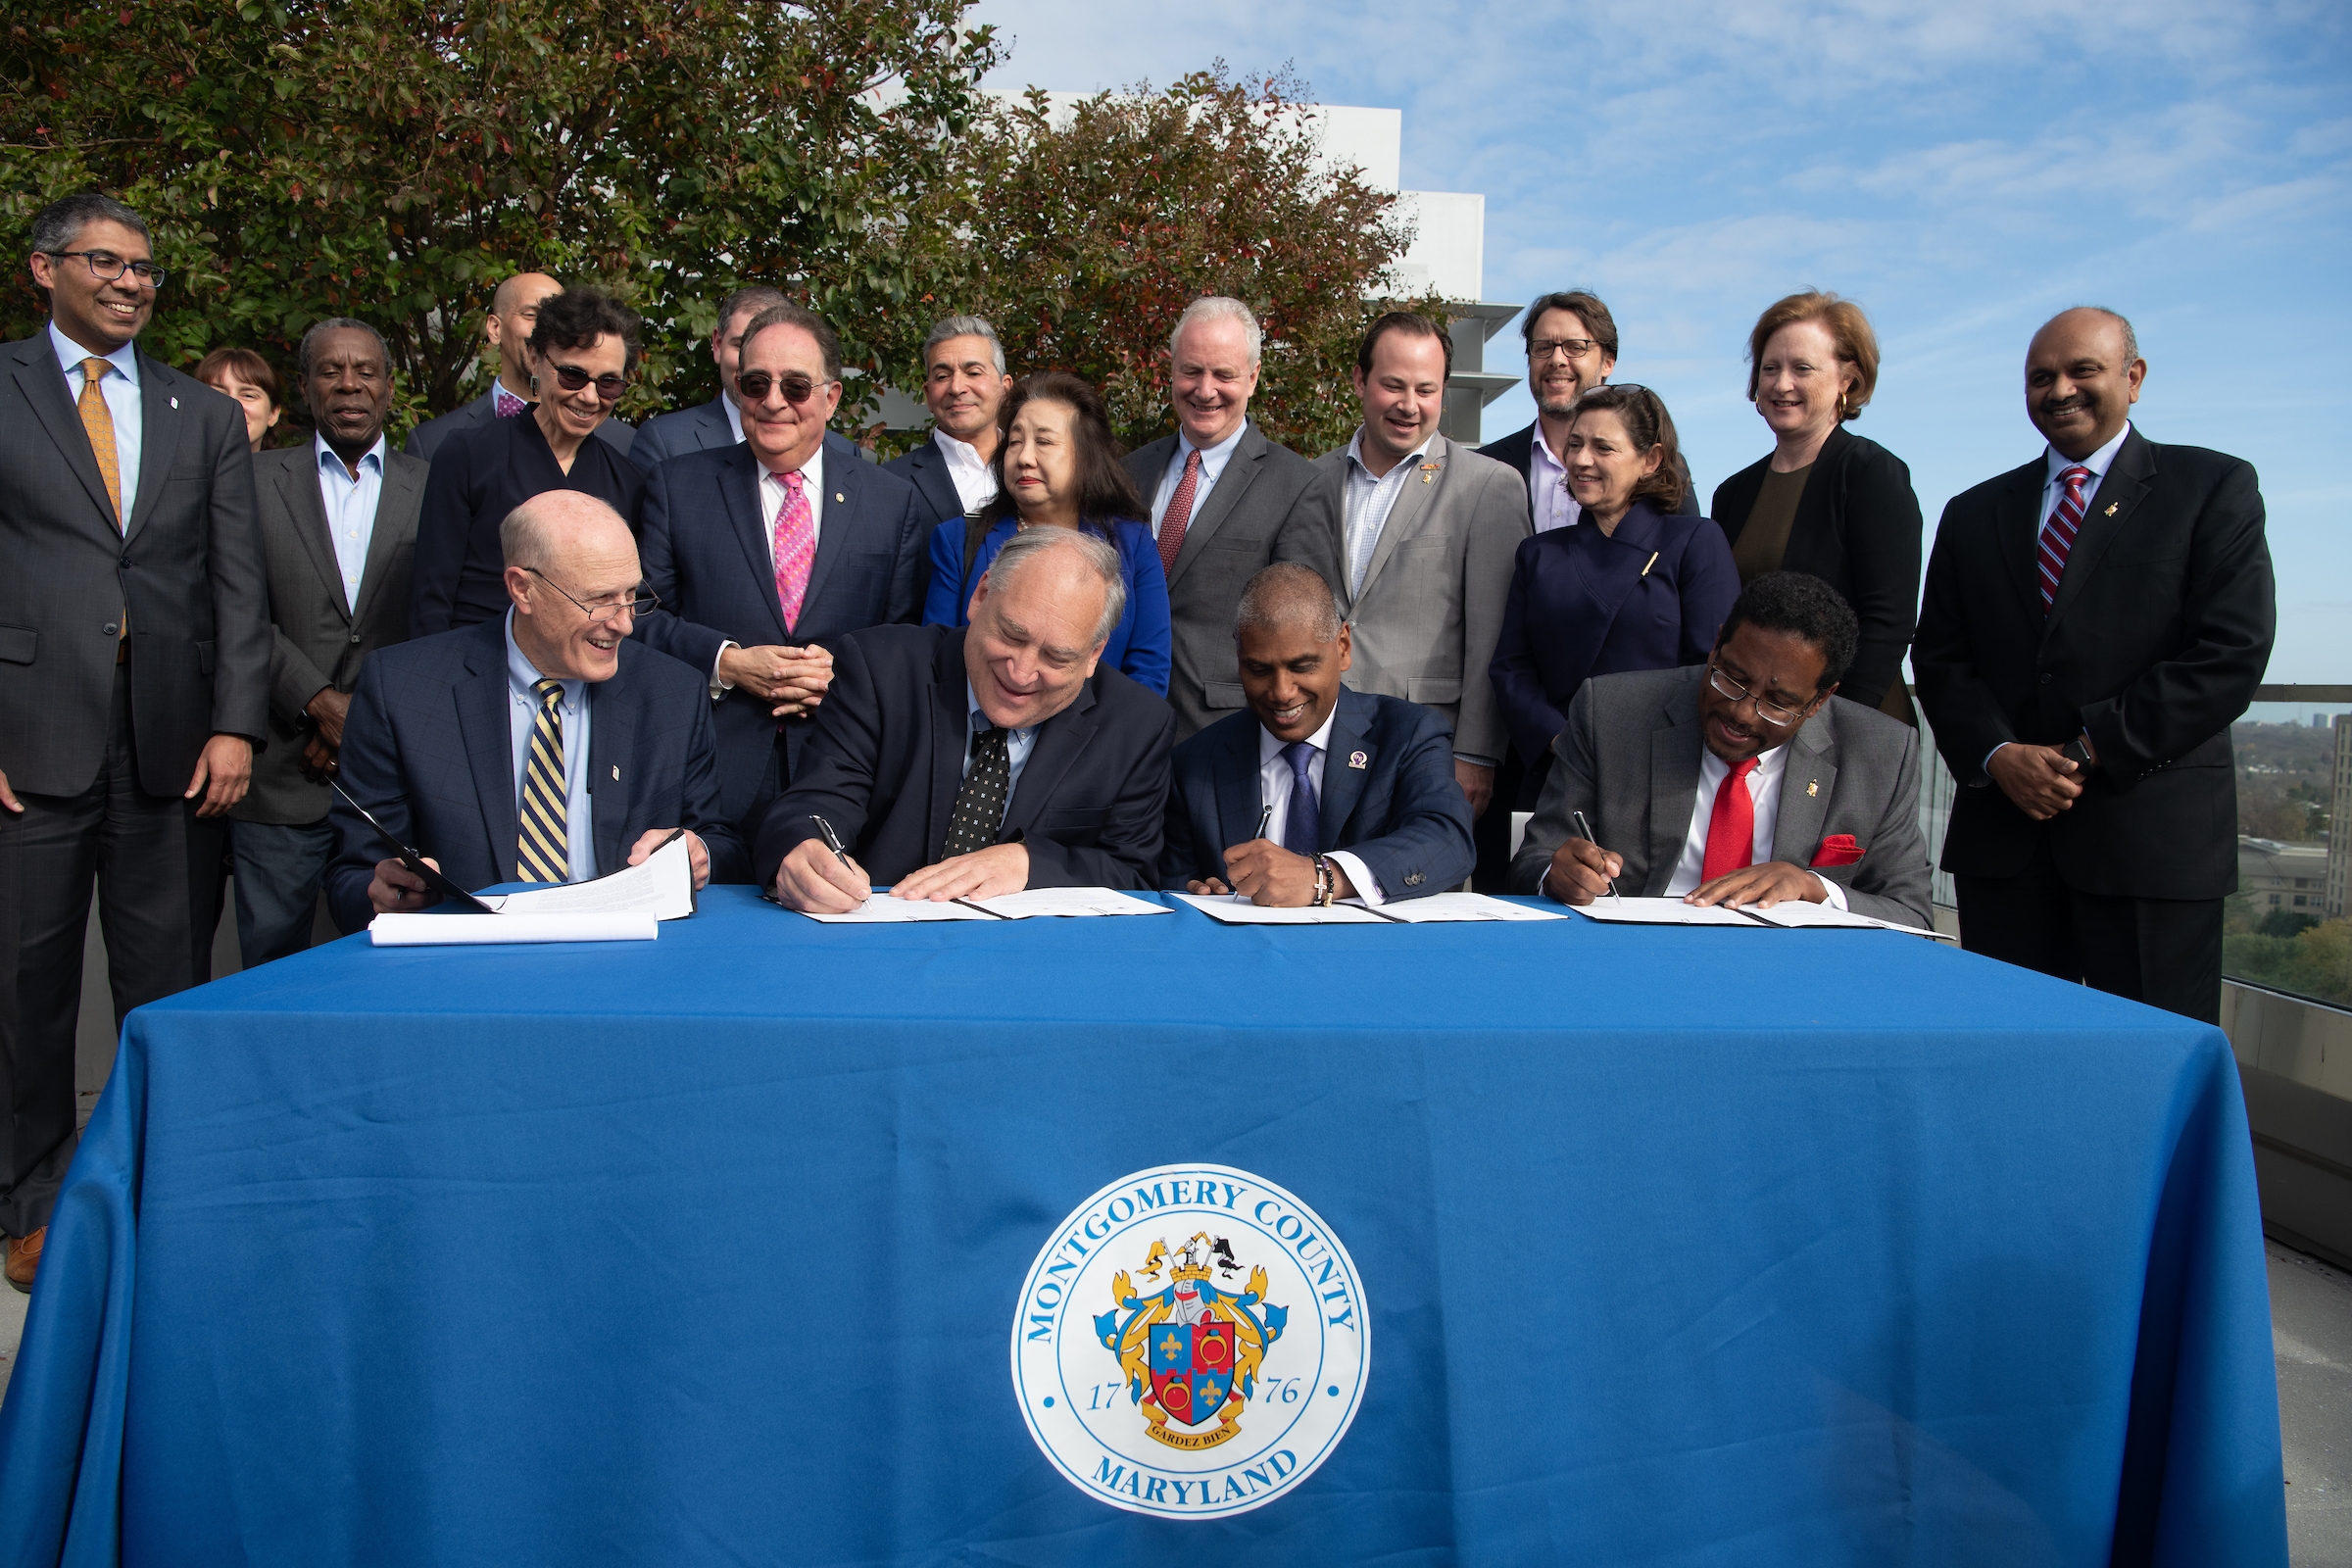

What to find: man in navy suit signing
left=634, top=303, right=925, bottom=843
left=327, top=491, right=744, bottom=930
left=1164, top=564, right=1473, bottom=905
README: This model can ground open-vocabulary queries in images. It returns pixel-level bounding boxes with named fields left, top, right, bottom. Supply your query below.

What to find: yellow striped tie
left=76, top=358, right=122, bottom=529
left=517, top=678, right=570, bottom=883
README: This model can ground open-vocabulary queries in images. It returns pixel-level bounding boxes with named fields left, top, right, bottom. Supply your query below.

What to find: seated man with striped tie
left=757, top=526, right=1175, bottom=910
left=1510, top=571, right=1932, bottom=928
left=1162, top=564, right=1473, bottom=906
left=326, top=491, right=746, bottom=929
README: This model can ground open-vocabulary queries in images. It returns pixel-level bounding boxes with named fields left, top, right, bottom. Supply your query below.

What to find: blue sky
left=969, top=0, right=2351, bottom=679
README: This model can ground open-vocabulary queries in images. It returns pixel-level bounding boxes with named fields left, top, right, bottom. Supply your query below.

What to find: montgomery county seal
left=1010, top=1164, right=1368, bottom=1519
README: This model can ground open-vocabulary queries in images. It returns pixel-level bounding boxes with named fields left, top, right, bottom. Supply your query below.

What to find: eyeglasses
left=1706, top=661, right=1810, bottom=728
left=46, top=250, right=167, bottom=288
left=1529, top=337, right=1598, bottom=362
left=546, top=362, right=627, bottom=402
left=736, top=370, right=828, bottom=406
left=521, top=567, right=658, bottom=623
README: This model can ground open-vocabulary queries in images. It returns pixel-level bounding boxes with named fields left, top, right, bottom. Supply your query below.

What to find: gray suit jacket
left=232, top=444, right=427, bottom=824
left=627, top=394, right=736, bottom=473
left=1125, top=420, right=1340, bottom=741
left=1313, top=431, right=1528, bottom=764
left=405, top=388, right=635, bottom=462
left=1507, top=664, right=1933, bottom=928
left=0, top=334, right=270, bottom=798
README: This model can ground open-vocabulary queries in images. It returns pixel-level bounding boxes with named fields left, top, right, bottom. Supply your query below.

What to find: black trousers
left=1955, top=837, right=2224, bottom=1024
left=0, top=664, right=223, bottom=1236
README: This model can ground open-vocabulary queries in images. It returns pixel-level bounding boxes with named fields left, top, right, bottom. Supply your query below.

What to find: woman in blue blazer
left=921, top=372, right=1170, bottom=697
left=1490, top=384, right=1739, bottom=799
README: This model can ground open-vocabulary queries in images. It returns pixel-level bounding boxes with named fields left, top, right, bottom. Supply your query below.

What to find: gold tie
left=517, top=679, right=571, bottom=883
left=76, top=359, right=123, bottom=529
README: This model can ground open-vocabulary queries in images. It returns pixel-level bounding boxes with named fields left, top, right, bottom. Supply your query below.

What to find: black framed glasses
left=47, top=250, right=167, bottom=288
left=1528, top=336, right=1598, bottom=362
left=546, top=361, right=627, bottom=402
left=521, top=567, right=658, bottom=623
left=735, top=370, right=827, bottom=405
left=1706, top=661, right=1810, bottom=728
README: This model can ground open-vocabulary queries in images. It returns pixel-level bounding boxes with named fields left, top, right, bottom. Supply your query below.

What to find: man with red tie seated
left=1510, top=571, right=1932, bottom=929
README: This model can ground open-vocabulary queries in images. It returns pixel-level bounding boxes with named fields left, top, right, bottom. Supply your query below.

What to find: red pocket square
left=1811, top=835, right=1864, bottom=867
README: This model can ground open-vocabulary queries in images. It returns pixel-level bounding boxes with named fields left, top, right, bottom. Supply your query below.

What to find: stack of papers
left=1740, top=902, right=1948, bottom=939
left=793, top=888, right=1172, bottom=923
left=1171, top=892, right=1563, bottom=925
left=1348, top=893, right=1568, bottom=924
left=368, top=836, right=699, bottom=945
left=1172, top=895, right=1392, bottom=925
left=1565, top=895, right=1946, bottom=938
left=370, top=912, right=657, bottom=945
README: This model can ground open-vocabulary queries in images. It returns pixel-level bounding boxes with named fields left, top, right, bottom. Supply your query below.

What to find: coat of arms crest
left=1092, top=1231, right=1290, bottom=1451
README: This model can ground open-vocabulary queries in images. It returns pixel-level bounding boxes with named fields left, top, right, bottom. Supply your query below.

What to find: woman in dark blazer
left=922, top=371, right=1171, bottom=696
left=1490, top=385, right=1739, bottom=798
left=411, top=288, right=648, bottom=635
left=1711, top=292, right=1922, bottom=720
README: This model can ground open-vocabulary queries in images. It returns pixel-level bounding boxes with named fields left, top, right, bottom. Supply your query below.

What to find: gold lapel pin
left=2104, top=503, right=2118, bottom=516
left=835, top=493, right=846, bottom=504
left=1806, top=780, right=1819, bottom=797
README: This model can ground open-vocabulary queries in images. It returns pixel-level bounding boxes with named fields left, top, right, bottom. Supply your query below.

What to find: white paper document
left=1740, top=902, right=1949, bottom=940
left=1564, top=897, right=1773, bottom=927
left=796, top=893, right=1004, bottom=923
left=961, top=888, right=1170, bottom=919
left=481, top=832, right=699, bottom=920
left=1173, top=894, right=1392, bottom=925
left=369, top=912, right=658, bottom=946
left=1348, top=893, right=1569, bottom=923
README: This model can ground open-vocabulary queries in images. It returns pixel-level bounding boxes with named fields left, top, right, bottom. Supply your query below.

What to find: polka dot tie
left=944, top=725, right=1011, bottom=859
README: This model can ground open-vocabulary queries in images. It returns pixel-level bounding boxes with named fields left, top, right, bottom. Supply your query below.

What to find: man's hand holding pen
left=1543, top=839, right=1623, bottom=906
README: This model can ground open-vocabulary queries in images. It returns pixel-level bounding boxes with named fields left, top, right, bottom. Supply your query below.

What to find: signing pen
left=1570, top=808, right=1620, bottom=902
left=809, top=814, right=855, bottom=871
left=1254, top=804, right=1273, bottom=842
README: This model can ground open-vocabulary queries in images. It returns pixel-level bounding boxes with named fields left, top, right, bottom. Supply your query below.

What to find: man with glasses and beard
left=326, top=491, right=743, bottom=932
left=1512, top=571, right=1931, bottom=930
left=633, top=303, right=925, bottom=848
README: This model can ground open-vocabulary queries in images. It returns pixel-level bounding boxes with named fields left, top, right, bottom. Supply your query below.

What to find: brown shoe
left=5, top=1228, right=44, bottom=1294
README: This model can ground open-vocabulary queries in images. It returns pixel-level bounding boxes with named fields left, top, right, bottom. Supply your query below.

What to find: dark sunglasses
left=548, top=362, right=627, bottom=402
left=735, top=370, right=826, bottom=406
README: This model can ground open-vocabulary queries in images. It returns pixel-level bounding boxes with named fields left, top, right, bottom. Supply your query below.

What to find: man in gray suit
left=1512, top=572, right=1931, bottom=929
left=1123, top=297, right=1338, bottom=741
left=229, top=318, right=425, bottom=966
left=405, top=271, right=635, bottom=462
left=1316, top=312, right=1528, bottom=820
left=628, top=284, right=785, bottom=472
left=1, top=193, right=270, bottom=1290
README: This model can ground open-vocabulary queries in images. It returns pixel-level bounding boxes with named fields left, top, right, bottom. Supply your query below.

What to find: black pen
left=810, top=815, right=855, bottom=871
left=1570, top=808, right=1620, bottom=901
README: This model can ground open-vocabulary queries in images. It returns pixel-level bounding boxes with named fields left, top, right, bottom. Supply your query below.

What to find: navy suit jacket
left=325, top=619, right=746, bottom=932
left=754, top=624, right=1174, bottom=892
left=881, top=437, right=967, bottom=532
left=628, top=395, right=737, bottom=473
left=1489, top=502, right=1740, bottom=772
left=405, top=388, right=635, bottom=462
left=633, top=431, right=926, bottom=831
left=1162, top=688, right=1473, bottom=899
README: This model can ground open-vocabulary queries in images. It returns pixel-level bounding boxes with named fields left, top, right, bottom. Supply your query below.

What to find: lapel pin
left=611, top=764, right=619, bottom=782
left=2104, top=503, right=2118, bottom=516
left=1417, top=462, right=1438, bottom=485
left=1806, top=780, right=1819, bottom=797
left=1348, top=751, right=1368, bottom=769
left=170, top=396, right=178, bottom=410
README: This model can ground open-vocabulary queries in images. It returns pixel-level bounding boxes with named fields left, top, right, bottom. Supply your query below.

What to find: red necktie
left=1157, top=449, right=1200, bottom=577
left=771, top=469, right=814, bottom=632
left=2036, top=466, right=2091, bottom=612
left=1701, top=758, right=1759, bottom=883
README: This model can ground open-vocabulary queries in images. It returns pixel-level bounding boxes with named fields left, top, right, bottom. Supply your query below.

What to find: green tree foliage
left=1, top=0, right=1001, bottom=436
left=868, top=68, right=1440, bottom=458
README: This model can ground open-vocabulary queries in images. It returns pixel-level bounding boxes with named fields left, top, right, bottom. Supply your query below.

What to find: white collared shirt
left=315, top=433, right=387, bottom=610
left=48, top=322, right=142, bottom=526
left=504, top=610, right=597, bottom=882
left=933, top=429, right=998, bottom=514
left=963, top=682, right=1040, bottom=830
left=1341, top=427, right=1434, bottom=596
left=1528, top=427, right=1582, bottom=534
left=1664, top=742, right=1845, bottom=908
left=1150, top=419, right=1249, bottom=538
left=1254, top=708, right=1385, bottom=904
left=2039, top=420, right=2131, bottom=529
left=755, top=444, right=826, bottom=564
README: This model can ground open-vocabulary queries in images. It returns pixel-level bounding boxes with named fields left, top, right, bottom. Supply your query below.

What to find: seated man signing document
left=1509, top=571, right=1931, bottom=927
left=758, top=526, right=1175, bottom=909
left=1163, top=564, right=1473, bottom=905
left=327, top=492, right=744, bottom=930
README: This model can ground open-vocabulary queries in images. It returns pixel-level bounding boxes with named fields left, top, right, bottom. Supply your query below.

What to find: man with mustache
left=1913, top=308, right=2275, bottom=1021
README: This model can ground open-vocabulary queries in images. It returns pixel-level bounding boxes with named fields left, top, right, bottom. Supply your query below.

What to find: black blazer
left=1711, top=425, right=1923, bottom=710
left=0, top=335, right=270, bottom=797
left=881, top=436, right=971, bottom=619
left=754, top=624, right=1175, bottom=891
left=405, top=388, right=635, bottom=462
left=1912, top=427, right=2274, bottom=900
left=410, top=413, right=648, bottom=636
left=326, top=618, right=745, bottom=931
left=633, top=432, right=926, bottom=830
left=1483, top=420, right=1703, bottom=517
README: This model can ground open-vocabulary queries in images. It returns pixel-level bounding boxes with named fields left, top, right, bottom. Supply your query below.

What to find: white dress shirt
left=49, top=322, right=142, bottom=526
left=714, top=446, right=829, bottom=692
left=963, top=682, right=1040, bottom=831
left=1528, top=428, right=1582, bottom=534
left=1150, top=420, right=1249, bottom=538
left=316, top=434, right=386, bottom=610
left=934, top=429, right=998, bottom=514
left=1254, top=708, right=1385, bottom=904
left=1663, top=743, right=1845, bottom=908
left=1341, top=428, right=1434, bottom=596
left=504, top=611, right=597, bottom=881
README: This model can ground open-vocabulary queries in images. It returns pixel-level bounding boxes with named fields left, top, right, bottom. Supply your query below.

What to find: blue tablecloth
left=0, top=889, right=2285, bottom=1566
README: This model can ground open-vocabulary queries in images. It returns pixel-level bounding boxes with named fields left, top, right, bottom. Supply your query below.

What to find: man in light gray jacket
left=1316, top=312, right=1529, bottom=822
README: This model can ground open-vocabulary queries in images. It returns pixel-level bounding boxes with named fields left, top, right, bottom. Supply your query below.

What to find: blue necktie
left=1281, top=741, right=1320, bottom=858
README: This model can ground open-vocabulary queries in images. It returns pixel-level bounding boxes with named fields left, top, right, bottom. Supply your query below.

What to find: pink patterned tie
left=2036, top=466, right=2091, bottom=612
left=771, top=468, right=815, bottom=632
